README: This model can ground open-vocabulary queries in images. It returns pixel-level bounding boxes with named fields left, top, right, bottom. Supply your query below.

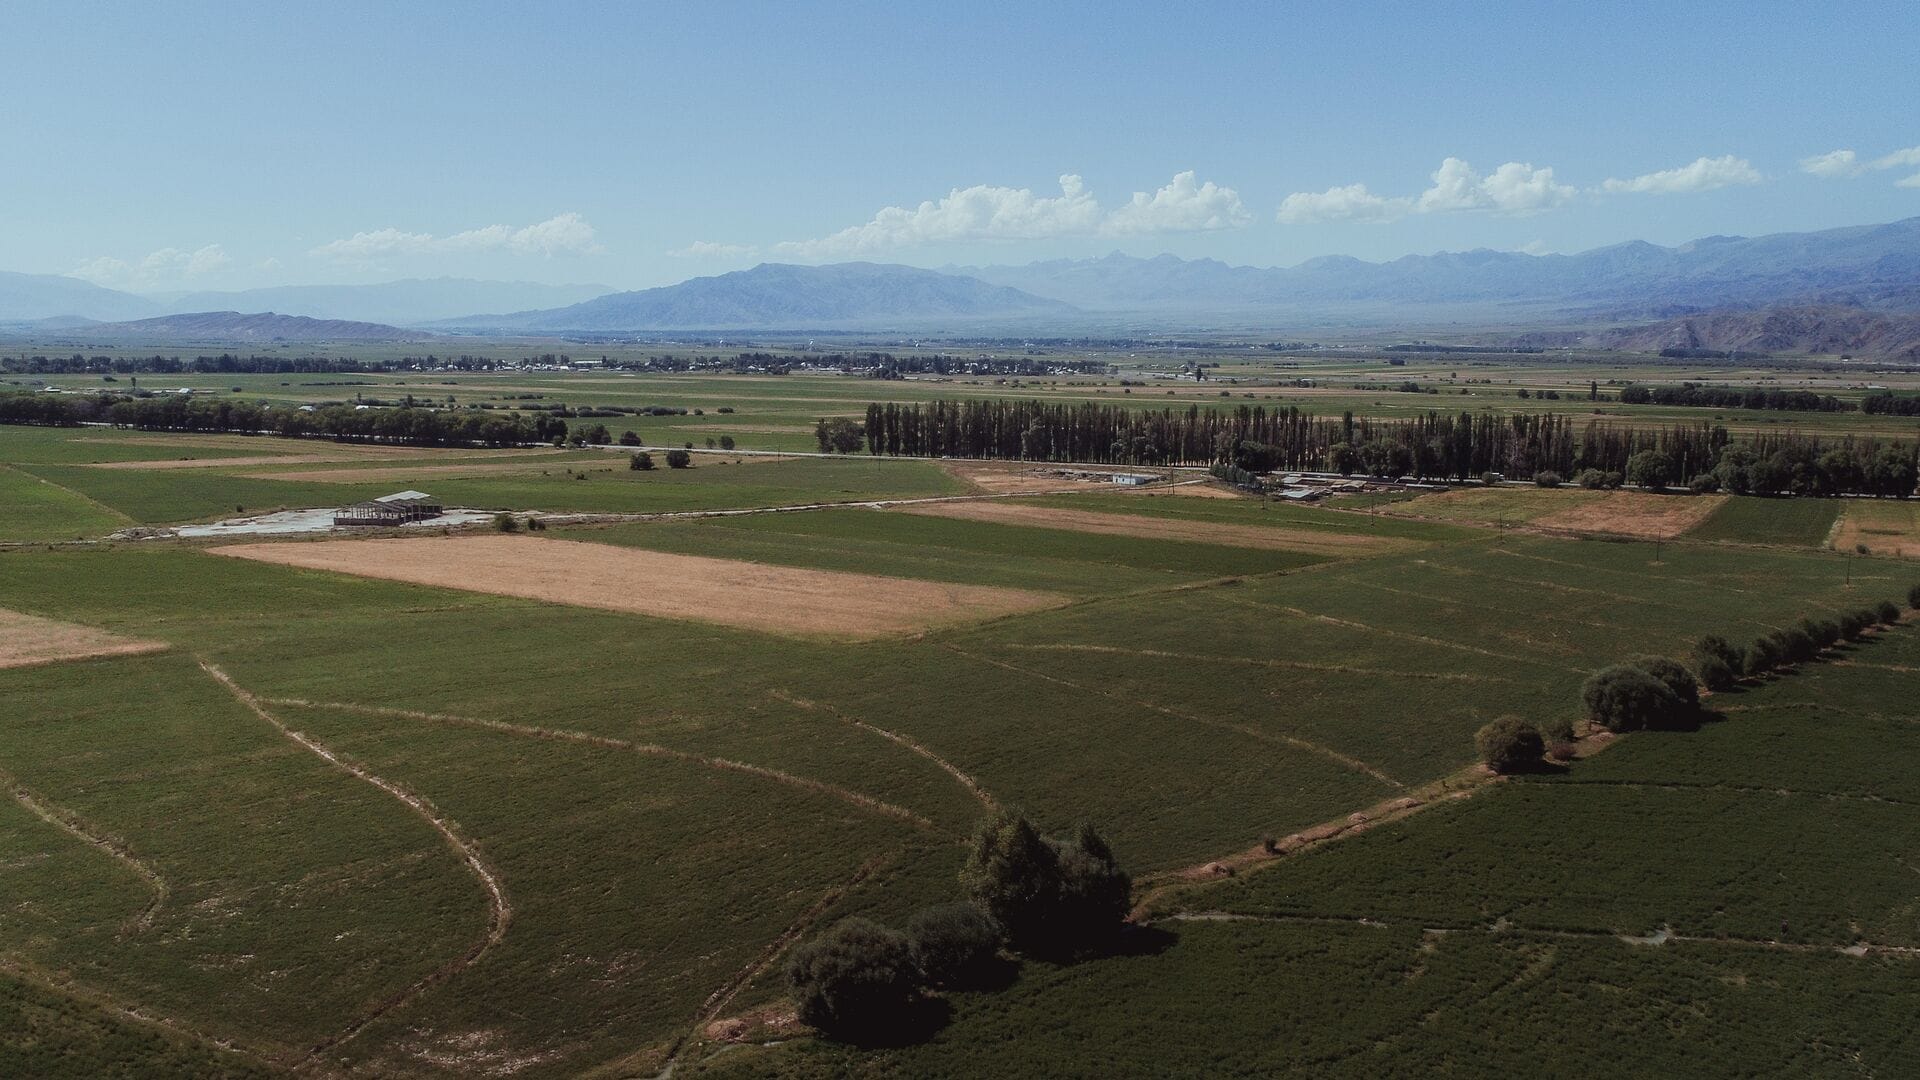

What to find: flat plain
left=1, top=373, right=1917, bottom=1077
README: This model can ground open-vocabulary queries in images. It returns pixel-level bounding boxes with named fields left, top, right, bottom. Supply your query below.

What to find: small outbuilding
left=1110, top=473, right=1158, bottom=487
left=333, top=490, right=445, bottom=528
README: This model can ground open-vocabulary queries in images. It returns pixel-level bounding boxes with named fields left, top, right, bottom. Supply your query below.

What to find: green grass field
left=1687, top=495, right=1842, bottom=547
left=1, top=418, right=1915, bottom=1076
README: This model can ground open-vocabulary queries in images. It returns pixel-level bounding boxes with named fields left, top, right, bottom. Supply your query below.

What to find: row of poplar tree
left=857, top=400, right=1919, bottom=496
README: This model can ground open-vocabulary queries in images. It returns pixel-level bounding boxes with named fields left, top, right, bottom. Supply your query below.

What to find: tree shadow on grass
left=823, top=995, right=952, bottom=1049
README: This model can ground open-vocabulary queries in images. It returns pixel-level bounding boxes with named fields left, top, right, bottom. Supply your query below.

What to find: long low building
left=333, top=490, right=445, bottom=527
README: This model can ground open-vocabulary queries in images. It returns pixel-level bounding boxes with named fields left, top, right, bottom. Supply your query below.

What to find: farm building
left=333, top=490, right=444, bottom=528
left=1110, top=473, right=1158, bottom=486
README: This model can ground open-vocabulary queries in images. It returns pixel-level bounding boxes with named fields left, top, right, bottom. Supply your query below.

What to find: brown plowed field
left=0, top=608, right=168, bottom=669
left=208, top=535, right=1063, bottom=638
left=1531, top=490, right=1727, bottom=539
left=893, top=500, right=1413, bottom=556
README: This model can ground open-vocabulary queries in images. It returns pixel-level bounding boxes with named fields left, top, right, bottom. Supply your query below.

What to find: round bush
left=1475, top=716, right=1545, bottom=774
left=1694, top=653, right=1737, bottom=693
left=1909, top=583, right=1920, bottom=610
left=905, top=903, right=1003, bottom=988
left=1626, top=655, right=1700, bottom=711
left=1745, top=634, right=1785, bottom=676
left=1582, top=664, right=1681, bottom=733
left=787, top=918, right=921, bottom=1037
left=1533, top=470, right=1563, bottom=488
left=1876, top=599, right=1902, bottom=625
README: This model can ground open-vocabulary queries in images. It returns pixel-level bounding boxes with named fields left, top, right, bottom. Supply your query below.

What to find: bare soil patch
left=208, top=535, right=1062, bottom=638
left=1532, top=490, right=1727, bottom=539
left=0, top=608, right=168, bottom=669
left=941, top=461, right=1120, bottom=494
left=896, top=500, right=1412, bottom=556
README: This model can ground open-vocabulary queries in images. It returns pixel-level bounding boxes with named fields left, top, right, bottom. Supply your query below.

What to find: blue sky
left=2, top=0, right=1915, bottom=292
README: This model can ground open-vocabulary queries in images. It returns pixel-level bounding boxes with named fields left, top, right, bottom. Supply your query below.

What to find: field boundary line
left=1159, top=910, right=1920, bottom=960
left=1000, top=642, right=1512, bottom=683
left=1220, top=593, right=1587, bottom=675
left=1552, top=775, right=1920, bottom=807
left=267, top=696, right=939, bottom=832
left=0, top=955, right=272, bottom=1066
left=198, top=663, right=512, bottom=1063
left=941, top=643, right=1405, bottom=789
left=590, top=851, right=898, bottom=1080
left=769, top=689, right=1000, bottom=810
left=0, top=766, right=168, bottom=935
left=2, top=462, right=135, bottom=525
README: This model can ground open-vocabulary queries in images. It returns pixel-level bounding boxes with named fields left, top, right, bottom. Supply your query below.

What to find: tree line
left=1864, top=393, right=1920, bottom=416
left=0, top=391, right=565, bottom=448
left=856, top=399, right=1918, bottom=497
left=1619, top=382, right=1852, bottom=413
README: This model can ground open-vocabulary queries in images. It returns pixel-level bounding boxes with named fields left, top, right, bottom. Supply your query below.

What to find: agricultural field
left=1, top=405, right=1916, bottom=1077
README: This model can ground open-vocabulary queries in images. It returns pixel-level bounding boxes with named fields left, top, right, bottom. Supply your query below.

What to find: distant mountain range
left=955, top=217, right=1920, bottom=314
left=23, top=311, right=428, bottom=343
left=0, top=276, right=612, bottom=326
left=144, top=278, right=614, bottom=325
left=436, top=262, right=1074, bottom=332
left=0, top=271, right=163, bottom=322
left=1, top=218, right=1916, bottom=336
left=1515, top=306, right=1920, bottom=364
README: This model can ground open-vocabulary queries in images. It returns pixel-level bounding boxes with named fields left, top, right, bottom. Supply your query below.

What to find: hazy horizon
left=3, top=1, right=1915, bottom=296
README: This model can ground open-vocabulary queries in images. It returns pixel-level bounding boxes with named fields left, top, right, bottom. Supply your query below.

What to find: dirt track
left=208, top=534, right=1063, bottom=638
left=894, top=500, right=1412, bottom=555
left=0, top=608, right=167, bottom=669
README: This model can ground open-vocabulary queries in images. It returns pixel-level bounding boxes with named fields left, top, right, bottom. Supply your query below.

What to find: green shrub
left=1909, top=583, right=1920, bottom=610
left=959, top=812, right=1129, bottom=954
left=1626, top=450, right=1674, bottom=491
left=1778, top=626, right=1818, bottom=664
left=1581, top=664, right=1681, bottom=733
left=1876, top=599, right=1901, bottom=625
left=1626, top=655, right=1700, bottom=711
left=665, top=448, right=692, bottom=469
left=1694, top=654, right=1737, bottom=693
left=1533, top=470, right=1562, bottom=488
left=1745, top=634, right=1785, bottom=676
left=906, top=903, right=1004, bottom=988
left=787, top=918, right=921, bottom=1037
left=1693, top=636, right=1744, bottom=690
left=630, top=451, right=655, bottom=471
left=493, top=512, right=517, bottom=532
left=1839, top=609, right=1875, bottom=640
left=1475, top=716, right=1545, bottom=774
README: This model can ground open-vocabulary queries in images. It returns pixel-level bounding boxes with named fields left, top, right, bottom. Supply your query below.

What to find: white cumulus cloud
left=311, top=213, right=601, bottom=260
left=1601, top=155, right=1762, bottom=195
left=1873, top=146, right=1920, bottom=170
left=1276, top=183, right=1411, bottom=225
left=1278, top=157, right=1572, bottom=225
left=773, top=172, right=1246, bottom=258
left=1102, top=171, right=1251, bottom=234
left=1800, top=145, right=1919, bottom=186
left=1800, top=149, right=1864, bottom=178
left=69, top=244, right=230, bottom=286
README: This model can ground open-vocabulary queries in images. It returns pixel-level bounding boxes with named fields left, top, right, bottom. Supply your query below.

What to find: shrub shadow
left=826, top=995, right=952, bottom=1048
